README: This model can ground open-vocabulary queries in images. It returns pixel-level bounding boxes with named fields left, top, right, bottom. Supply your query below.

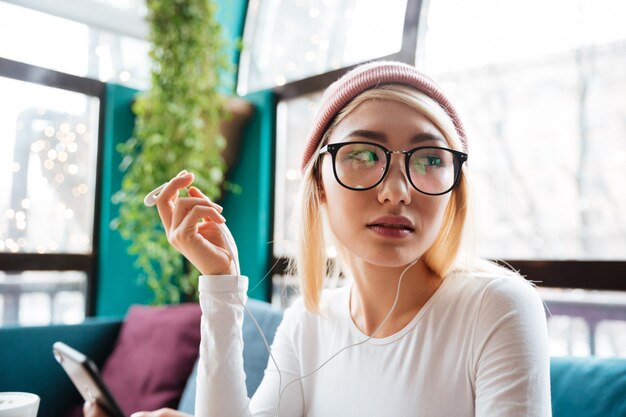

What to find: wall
left=96, top=83, right=153, bottom=315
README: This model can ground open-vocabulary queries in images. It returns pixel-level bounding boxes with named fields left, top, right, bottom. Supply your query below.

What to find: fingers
left=196, top=219, right=239, bottom=274
left=155, top=171, right=195, bottom=230
left=83, top=401, right=94, bottom=417
left=170, top=197, right=224, bottom=232
left=189, top=188, right=235, bottom=257
left=83, top=401, right=106, bottom=417
left=189, top=186, right=223, bottom=212
left=154, top=171, right=224, bottom=233
left=196, top=221, right=233, bottom=253
left=130, top=407, right=189, bottom=417
left=150, top=171, right=235, bottom=274
left=169, top=205, right=225, bottom=248
left=214, top=217, right=238, bottom=259
left=167, top=207, right=237, bottom=275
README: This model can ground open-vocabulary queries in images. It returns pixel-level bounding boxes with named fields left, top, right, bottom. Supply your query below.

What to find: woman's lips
left=367, top=224, right=414, bottom=238
left=366, top=216, right=415, bottom=238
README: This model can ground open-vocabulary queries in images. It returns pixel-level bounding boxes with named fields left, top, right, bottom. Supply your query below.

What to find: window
left=0, top=59, right=104, bottom=326
left=273, top=92, right=323, bottom=258
left=238, top=0, right=408, bottom=95
left=0, top=1, right=150, bottom=89
left=417, top=0, right=626, bottom=261
left=266, top=0, right=626, bottom=356
left=0, top=0, right=150, bottom=326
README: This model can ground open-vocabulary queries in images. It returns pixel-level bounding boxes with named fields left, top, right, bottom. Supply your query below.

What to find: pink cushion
left=101, top=303, right=201, bottom=415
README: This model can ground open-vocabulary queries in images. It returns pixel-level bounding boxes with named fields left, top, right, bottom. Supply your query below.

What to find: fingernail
left=83, top=401, right=94, bottom=411
left=218, top=213, right=226, bottom=222
left=177, top=169, right=188, bottom=176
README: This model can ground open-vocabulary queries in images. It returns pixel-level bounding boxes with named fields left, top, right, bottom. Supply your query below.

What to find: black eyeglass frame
left=318, top=141, right=468, bottom=196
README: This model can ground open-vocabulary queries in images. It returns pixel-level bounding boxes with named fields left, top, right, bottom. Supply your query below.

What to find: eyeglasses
left=318, top=141, right=468, bottom=195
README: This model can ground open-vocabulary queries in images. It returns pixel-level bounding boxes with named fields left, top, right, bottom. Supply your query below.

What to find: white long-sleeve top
left=195, top=271, right=551, bottom=417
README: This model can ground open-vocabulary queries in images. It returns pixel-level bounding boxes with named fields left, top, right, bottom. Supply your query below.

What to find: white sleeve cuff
left=198, top=274, right=249, bottom=294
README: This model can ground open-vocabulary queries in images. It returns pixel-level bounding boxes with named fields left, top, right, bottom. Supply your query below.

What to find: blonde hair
left=289, top=84, right=512, bottom=313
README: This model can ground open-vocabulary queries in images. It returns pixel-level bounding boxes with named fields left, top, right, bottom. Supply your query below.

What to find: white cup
left=0, top=392, right=40, bottom=417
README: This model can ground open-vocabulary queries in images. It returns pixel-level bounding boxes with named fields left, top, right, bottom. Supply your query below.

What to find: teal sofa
left=1, top=300, right=625, bottom=417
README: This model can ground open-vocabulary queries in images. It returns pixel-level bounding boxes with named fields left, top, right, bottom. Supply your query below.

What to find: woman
left=87, top=60, right=551, bottom=417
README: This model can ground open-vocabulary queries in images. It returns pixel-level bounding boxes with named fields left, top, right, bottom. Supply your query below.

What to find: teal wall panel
left=97, top=84, right=151, bottom=316
left=215, top=0, right=249, bottom=93
left=220, top=90, right=275, bottom=302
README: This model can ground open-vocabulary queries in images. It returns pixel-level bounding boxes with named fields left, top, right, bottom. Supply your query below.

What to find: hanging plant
left=112, top=0, right=233, bottom=304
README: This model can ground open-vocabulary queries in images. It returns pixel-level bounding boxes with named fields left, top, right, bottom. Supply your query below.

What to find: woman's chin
left=351, top=249, right=424, bottom=269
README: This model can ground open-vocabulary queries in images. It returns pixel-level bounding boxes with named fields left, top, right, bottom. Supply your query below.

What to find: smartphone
left=52, top=341, right=126, bottom=417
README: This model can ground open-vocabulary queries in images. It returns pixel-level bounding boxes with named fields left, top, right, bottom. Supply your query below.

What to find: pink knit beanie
left=301, top=60, right=468, bottom=171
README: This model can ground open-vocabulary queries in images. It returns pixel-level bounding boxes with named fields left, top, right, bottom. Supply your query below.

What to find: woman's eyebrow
left=343, top=129, right=387, bottom=141
left=343, top=129, right=446, bottom=144
left=411, top=132, right=446, bottom=144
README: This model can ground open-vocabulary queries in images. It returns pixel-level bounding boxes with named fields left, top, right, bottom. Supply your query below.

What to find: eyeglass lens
left=334, top=143, right=458, bottom=194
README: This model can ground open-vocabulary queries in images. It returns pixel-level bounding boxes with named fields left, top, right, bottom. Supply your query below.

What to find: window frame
left=263, top=0, right=626, bottom=293
left=0, top=57, right=106, bottom=317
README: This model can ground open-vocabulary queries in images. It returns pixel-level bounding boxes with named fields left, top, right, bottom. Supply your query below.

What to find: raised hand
left=153, top=170, right=238, bottom=276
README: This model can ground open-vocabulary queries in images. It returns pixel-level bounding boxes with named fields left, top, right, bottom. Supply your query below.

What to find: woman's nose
left=377, top=154, right=411, bottom=205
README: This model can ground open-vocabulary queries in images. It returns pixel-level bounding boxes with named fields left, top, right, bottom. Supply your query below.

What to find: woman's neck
left=348, top=258, right=443, bottom=338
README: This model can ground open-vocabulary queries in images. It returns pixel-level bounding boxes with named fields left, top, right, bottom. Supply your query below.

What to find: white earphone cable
left=217, top=223, right=286, bottom=410
left=146, top=185, right=417, bottom=417
left=214, top=225, right=417, bottom=417
left=269, top=257, right=417, bottom=417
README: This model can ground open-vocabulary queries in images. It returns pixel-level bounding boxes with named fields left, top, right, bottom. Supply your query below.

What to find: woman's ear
left=319, top=186, right=326, bottom=202
left=314, top=161, right=326, bottom=202
left=317, top=174, right=326, bottom=202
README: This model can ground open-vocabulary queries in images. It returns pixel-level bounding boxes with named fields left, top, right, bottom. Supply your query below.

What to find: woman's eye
left=415, top=156, right=441, bottom=166
left=426, top=156, right=442, bottom=166
left=346, top=150, right=378, bottom=164
left=412, top=155, right=443, bottom=173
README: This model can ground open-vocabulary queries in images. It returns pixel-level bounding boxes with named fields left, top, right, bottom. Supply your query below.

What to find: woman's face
left=319, top=99, right=452, bottom=268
